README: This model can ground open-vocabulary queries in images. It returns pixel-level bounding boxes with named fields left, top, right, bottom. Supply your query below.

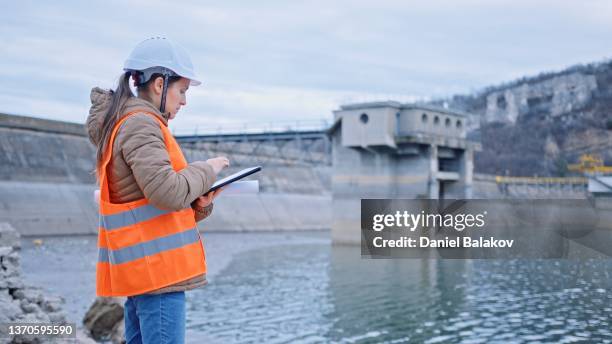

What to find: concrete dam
left=0, top=105, right=596, bottom=239
left=0, top=113, right=331, bottom=236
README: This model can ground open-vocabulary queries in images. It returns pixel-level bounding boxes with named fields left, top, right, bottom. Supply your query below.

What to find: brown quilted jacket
left=86, top=87, right=216, bottom=294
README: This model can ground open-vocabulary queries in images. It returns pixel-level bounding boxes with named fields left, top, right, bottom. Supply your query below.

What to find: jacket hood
left=86, top=87, right=169, bottom=146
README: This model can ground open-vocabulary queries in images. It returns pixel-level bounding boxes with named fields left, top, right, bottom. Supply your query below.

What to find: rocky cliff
left=429, top=60, right=612, bottom=176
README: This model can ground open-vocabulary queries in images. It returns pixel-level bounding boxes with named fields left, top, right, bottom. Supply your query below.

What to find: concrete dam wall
left=0, top=114, right=331, bottom=236
left=1, top=113, right=548, bottom=238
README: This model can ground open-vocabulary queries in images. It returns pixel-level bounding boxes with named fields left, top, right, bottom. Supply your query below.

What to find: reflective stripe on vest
left=98, top=227, right=199, bottom=264
left=95, top=111, right=207, bottom=297
left=99, top=203, right=172, bottom=230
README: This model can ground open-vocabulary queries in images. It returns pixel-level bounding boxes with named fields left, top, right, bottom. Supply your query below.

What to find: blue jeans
left=124, top=291, right=186, bottom=344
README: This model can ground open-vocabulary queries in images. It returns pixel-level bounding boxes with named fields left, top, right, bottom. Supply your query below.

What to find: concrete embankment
left=0, top=113, right=331, bottom=236
left=0, top=179, right=331, bottom=236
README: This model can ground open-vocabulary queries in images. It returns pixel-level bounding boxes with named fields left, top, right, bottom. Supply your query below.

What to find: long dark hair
left=95, top=72, right=182, bottom=173
left=96, top=72, right=133, bottom=172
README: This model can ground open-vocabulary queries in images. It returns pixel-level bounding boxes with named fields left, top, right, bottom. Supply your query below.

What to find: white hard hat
left=123, top=37, right=202, bottom=86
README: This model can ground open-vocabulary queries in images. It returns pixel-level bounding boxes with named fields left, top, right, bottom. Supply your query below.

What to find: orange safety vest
left=96, top=111, right=206, bottom=297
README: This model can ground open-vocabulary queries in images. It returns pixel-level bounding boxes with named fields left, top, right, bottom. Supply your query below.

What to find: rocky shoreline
left=0, top=223, right=96, bottom=344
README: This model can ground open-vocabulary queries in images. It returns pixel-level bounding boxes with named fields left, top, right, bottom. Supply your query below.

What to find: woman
left=86, top=37, right=228, bottom=343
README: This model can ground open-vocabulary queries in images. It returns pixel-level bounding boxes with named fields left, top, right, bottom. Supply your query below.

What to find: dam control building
left=327, top=101, right=481, bottom=244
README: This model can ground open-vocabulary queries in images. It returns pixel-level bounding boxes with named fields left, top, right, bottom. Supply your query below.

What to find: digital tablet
left=204, top=166, right=262, bottom=195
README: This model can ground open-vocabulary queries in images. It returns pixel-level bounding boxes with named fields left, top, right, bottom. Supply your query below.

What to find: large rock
left=83, top=297, right=125, bottom=343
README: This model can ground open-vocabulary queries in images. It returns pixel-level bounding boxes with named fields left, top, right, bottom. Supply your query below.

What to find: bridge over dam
left=0, top=110, right=602, bottom=239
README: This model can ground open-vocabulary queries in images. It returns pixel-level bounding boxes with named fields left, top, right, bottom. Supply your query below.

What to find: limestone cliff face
left=483, top=72, right=597, bottom=125
left=430, top=61, right=612, bottom=176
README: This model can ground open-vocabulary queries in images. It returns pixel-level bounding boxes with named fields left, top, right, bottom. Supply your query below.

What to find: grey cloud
left=1, top=0, right=611, bottom=131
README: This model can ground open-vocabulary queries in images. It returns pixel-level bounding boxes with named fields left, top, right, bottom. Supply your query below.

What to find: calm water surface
left=20, top=231, right=612, bottom=343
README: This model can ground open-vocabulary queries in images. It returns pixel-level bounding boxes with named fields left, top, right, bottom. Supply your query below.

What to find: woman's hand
left=206, top=156, right=230, bottom=175
left=194, top=187, right=225, bottom=209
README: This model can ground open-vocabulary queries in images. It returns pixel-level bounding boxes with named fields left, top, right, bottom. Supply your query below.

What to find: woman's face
left=165, top=77, right=190, bottom=120
left=143, top=76, right=190, bottom=120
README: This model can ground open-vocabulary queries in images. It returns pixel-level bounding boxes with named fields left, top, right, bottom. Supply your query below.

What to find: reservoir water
left=20, top=231, right=612, bottom=343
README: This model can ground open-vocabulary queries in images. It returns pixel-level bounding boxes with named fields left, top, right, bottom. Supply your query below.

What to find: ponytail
left=95, top=72, right=134, bottom=173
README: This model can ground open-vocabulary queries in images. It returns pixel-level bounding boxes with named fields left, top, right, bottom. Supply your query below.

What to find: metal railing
left=172, top=118, right=331, bottom=137
left=494, top=176, right=588, bottom=185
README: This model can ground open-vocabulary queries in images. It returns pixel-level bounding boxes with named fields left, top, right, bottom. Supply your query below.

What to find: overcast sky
left=1, top=0, right=611, bottom=133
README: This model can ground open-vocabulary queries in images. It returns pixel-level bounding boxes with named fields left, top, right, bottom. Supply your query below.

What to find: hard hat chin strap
left=159, top=73, right=169, bottom=114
